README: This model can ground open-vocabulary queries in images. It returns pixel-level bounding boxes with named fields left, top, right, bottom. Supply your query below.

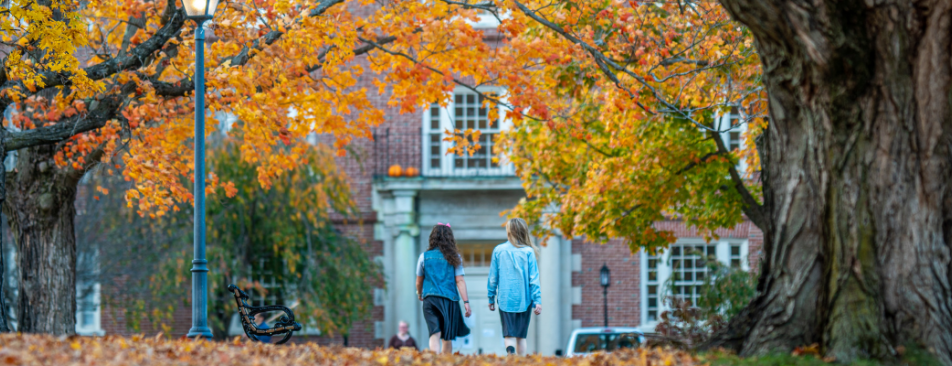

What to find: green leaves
left=79, top=140, right=380, bottom=339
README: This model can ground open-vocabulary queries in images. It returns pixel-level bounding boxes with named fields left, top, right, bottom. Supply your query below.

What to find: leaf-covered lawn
left=0, top=334, right=698, bottom=366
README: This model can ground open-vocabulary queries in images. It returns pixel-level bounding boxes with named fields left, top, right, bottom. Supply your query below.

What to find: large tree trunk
left=2, top=145, right=81, bottom=334
left=706, top=0, right=952, bottom=363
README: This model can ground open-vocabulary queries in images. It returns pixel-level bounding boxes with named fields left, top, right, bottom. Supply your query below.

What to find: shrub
left=649, top=251, right=756, bottom=350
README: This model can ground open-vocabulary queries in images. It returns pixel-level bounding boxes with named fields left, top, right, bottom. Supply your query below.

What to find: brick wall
left=747, top=224, right=764, bottom=271
left=572, top=239, right=641, bottom=328
left=100, top=276, right=193, bottom=338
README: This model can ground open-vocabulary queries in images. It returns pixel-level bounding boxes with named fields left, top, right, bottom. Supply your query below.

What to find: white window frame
left=639, top=238, right=749, bottom=330
left=422, top=86, right=515, bottom=177
left=75, top=282, right=104, bottom=336
left=713, top=107, right=747, bottom=173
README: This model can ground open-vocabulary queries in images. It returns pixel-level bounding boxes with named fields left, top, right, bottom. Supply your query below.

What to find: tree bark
left=705, top=0, right=952, bottom=363
left=2, top=144, right=82, bottom=334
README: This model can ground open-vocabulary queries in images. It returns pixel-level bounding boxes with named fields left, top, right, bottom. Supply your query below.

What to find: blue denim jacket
left=421, top=249, right=461, bottom=301
left=487, top=242, right=541, bottom=313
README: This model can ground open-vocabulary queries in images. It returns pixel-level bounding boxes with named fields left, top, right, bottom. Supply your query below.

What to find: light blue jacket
left=487, top=242, right=541, bottom=313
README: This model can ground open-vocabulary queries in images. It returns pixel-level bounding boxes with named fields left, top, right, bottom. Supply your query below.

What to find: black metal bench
left=228, top=284, right=302, bottom=344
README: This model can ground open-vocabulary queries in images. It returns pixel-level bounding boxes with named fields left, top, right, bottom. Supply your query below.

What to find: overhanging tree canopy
left=0, top=0, right=515, bottom=334
left=372, top=0, right=952, bottom=363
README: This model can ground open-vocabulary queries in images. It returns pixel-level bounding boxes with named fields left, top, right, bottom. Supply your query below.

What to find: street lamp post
left=600, top=263, right=610, bottom=328
left=183, top=0, right=221, bottom=340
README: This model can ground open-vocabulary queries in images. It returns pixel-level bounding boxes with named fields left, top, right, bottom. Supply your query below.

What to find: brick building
left=60, top=9, right=762, bottom=356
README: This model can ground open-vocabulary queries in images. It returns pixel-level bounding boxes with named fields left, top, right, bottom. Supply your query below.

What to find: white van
left=564, top=327, right=646, bottom=357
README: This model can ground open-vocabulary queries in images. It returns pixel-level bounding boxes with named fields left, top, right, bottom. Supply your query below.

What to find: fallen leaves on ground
left=0, top=333, right=699, bottom=365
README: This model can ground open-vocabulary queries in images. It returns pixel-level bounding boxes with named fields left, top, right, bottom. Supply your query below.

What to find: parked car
left=564, top=327, right=646, bottom=357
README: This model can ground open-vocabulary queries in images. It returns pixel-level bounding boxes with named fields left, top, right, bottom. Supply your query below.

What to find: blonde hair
left=506, top=218, right=540, bottom=259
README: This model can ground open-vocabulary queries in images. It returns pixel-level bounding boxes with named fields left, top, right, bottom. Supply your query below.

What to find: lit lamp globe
left=183, top=0, right=220, bottom=19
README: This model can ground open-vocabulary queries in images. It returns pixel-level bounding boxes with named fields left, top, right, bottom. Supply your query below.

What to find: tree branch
left=0, top=9, right=188, bottom=114
left=227, top=0, right=346, bottom=67
left=709, top=129, right=766, bottom=229
left=154, top=34, right=399, bottom=97
left=2, top=96, right=123, bottom=151
left=3, top=0, right=351, bottom=149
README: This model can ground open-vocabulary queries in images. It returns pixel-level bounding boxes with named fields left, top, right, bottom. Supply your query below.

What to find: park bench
left=228, top=284, right=302, bottom=344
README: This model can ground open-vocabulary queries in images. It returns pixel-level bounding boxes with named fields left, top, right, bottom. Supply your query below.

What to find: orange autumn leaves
left=370, top=0, right=765, bottom=251
left=489, top=0, right=765, bottom=253
left=3, top=0, right=503, bottom=217
left=0, top=333, right=700, bottom=366
left=372, top=0, right=765, bottom=252
left=4, top=0, right=764, bottom=252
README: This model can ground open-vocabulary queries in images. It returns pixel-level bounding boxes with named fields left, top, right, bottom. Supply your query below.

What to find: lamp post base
left=186, top=326, right=214, bottom=339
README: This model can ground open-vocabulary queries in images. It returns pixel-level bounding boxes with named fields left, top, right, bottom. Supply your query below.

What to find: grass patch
left=700, top=346, right=943, bottom=366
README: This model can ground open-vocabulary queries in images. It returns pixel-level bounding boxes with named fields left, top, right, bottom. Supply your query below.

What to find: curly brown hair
left=427, top=224, right=462, bottom=267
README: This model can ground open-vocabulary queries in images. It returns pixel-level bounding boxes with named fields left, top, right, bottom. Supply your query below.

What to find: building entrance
left=452, top=242, right=507, bottom=355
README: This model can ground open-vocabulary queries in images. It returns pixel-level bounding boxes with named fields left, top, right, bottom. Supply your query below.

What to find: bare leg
left=441, top=340, right=453, bottom=354
left=504, top=337, right=517, bottom=355
left=429, top=332, right=442, bottom=352
left=516, top=338, right=527, bottom=355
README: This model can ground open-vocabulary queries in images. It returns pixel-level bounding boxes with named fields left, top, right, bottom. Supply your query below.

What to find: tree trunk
left=706, top=0, right=952, bottom=363
left=2, top=144, right=81, bottom=334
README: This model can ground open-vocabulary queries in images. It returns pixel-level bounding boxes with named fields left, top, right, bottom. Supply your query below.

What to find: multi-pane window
left=428, top=104, right=442, bottom=169
left=728, top=106, right=740, bottom=127
left=643, top=241, right=749, bottom=325
left=247, top=259, right=285, bottom=307
left=710, top=105, right=747, bottom=173
left=452, top=92, right=499, bottom=169
left=669, top=245, right=716, bottom=307
left=728, top=131, right=741, bottom=151
left=645, top=253, right=660, bottom=322
left=723, top=106, right=743, bottom=151
left=730, top=244, right=742, bottom=268
left=75, top=281, right=103, bottom=336
left=458, top=243, right=496, bottom=268
left=424, top=89, right=513, bottom=176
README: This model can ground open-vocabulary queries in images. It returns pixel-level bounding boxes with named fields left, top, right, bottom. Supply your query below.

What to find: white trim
left=75, top=282, right=104, bottom=336
left=714, top=109, right=748, bottom=174
left=639, top=249, right=649, bottom=329
left=571, top=287, right=582, bottom=305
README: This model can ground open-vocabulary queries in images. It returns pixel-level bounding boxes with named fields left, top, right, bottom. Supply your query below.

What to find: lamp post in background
left=600, top=263, right=610, bottom=328
left=183, top=0, right=221, bottom=339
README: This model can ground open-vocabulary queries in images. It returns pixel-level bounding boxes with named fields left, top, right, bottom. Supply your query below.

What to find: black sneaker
left=506, top=346, right=515, bottom=355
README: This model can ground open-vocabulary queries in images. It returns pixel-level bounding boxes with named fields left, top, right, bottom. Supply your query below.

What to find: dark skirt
left=422, top=296, right=471, bottom=341
left=499, top=305, right=532, bottom=338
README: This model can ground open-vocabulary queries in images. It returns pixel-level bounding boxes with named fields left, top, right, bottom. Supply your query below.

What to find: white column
left=390, top=190, right=420, bottom=340
left=559, top=236, right=575, bottom=353
left=535, top=236, right=562, bottom=355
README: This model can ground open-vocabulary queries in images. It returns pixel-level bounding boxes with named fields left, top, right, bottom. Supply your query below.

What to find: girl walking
left=487, top=218, right=542, bottom=356
left=415, top=223, right=472, bottom=353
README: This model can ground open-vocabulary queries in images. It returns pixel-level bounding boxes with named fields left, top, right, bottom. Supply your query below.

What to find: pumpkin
left=388, top=164, right=403, bottom=177
left=404, top=167, right=419, bottom=177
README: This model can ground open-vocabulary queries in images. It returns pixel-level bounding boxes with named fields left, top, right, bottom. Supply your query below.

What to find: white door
left=452, top=269, right=507, bottom=355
